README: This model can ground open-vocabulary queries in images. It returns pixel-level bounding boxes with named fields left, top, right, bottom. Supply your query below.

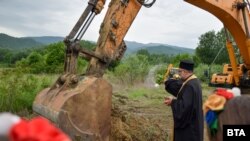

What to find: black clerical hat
left=179, top=59, right=194, bottom=71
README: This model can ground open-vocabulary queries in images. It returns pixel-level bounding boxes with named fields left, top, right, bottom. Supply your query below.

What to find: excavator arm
left=33, top=0, right=250, bottom=140
left=186, top=0, right=250, bottom=88
left=185, top=0, right=250, bottom=68
left=63, top=0, right=155, bottom=77
left=63, top=0, right=106, bottom=75
left=85, top=0, right=143, bottom=77
left=33, top=0, right=155, bottom=140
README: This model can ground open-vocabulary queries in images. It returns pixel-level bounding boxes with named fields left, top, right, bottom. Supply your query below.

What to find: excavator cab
left=33, top=0, right=155, bottom=140
left=210, top=64, right=244, bottom=88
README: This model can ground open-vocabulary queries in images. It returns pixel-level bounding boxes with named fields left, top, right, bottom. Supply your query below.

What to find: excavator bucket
left=33, top=0, right=153, bottom=140
left=33, top=76, right=112, bottom=141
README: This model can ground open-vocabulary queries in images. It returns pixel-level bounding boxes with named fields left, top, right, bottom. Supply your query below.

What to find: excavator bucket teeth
left=33, top=76, right=112, bottom=141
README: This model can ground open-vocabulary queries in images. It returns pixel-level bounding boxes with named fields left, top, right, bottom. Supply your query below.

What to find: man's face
left=178, top=68, right=188, bottom=80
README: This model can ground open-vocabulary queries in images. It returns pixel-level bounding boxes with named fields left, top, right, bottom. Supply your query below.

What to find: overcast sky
left=0, top=0, right=223, bottom=49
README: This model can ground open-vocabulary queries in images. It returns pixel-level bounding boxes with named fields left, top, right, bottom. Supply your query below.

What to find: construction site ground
left=109, top=81, right=212, bottom=141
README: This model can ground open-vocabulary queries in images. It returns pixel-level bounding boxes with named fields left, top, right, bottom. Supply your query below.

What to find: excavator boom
left=33, top=0, right=250, bottom=140
left=186, top=0, right=250, bottom=88
left=33, top=0, right=157, bottom=140
left=185, top=0, right=250, bottom=68
left=86, top=0, right=143, bottom=77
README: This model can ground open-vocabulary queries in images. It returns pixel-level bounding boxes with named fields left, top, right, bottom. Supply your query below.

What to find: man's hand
left=164, top=96, right=174, bottom=106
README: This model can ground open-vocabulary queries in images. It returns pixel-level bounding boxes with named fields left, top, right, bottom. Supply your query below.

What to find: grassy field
left=0, top=68, right=214, bottom=140
left=111, top=82, right=213, bottom=141
left=0, top=69, right=58, bottom=116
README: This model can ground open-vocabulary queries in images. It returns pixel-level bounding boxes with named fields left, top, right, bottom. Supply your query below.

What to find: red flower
left=9, top=117, right=71, bottom=141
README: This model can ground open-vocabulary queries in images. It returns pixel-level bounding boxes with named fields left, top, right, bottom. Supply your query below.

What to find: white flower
left=231, top=87, right=241, bottom=97
left=0, top=112, right=21, bottom=136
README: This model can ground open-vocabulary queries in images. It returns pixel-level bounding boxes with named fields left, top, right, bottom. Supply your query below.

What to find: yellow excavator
left=198, top=0, right=250, bottom=90
left=33, top=0, right=250, bottom=140
left=209, top=28, right=248, bottom=89
left=33, top=0, right=156, bottom=140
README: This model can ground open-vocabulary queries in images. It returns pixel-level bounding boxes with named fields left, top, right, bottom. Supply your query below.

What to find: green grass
left=127, top=88, right=148, bottom=100
left=126, top=86, right=166, bottom=99
left=0, top=69, right=58, bottom=115
left=0, top=65, right=214, bottom=117
left=121, top=82, right=214, bottom=107
left=0, top=68, right=215, bottom=141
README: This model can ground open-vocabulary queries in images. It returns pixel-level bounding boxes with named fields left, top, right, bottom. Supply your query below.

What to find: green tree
left=27, top=52, right=45, bottom=73
left=114, top=54, right=149, bottom=85
left=195, top=30, right=218, bottom=64
left=80, top=40, right=96, bottom=50
left=0, top=48, right=6, bottom=62
left=27, top=52, right=43, bottom=65
left=148, top=54, right=172, bottom=65
left=214, top=28, right=230, bottom=64
left=11, top=51, right=30, bottom=64
left=0, top=48, right=11, bottom=63
left=136, top=49, right=173, bottom=65
left=171, top=53, right=194, bottom=66
left=45, top=42, right=65, bottom=73
left=136, top=49, right=150, bottom=57
left=15, top=51, right=45, bottom=73
left=15, top=41, right=93, bottom=74
left=195, top=28, right=231, bottom=65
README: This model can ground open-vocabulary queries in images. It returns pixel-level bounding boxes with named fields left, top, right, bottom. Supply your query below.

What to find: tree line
left=0, top=28, right=239, bottom=83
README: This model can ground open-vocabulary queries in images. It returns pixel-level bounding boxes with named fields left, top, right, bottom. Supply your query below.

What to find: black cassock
left=165, top=77, right=204, bottom=141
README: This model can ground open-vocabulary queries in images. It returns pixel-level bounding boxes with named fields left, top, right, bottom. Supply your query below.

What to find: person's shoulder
left=165, top=79, right=182, bottom=85
left=186, top=78, right=201, bottom=86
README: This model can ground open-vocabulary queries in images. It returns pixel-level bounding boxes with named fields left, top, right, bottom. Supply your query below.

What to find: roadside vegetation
left=0, top=28, right=235, bottom=140
left=0, top=28, right=231, bottom=114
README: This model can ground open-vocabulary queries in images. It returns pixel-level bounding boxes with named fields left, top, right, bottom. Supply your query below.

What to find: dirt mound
left=110, top=94, right=168, bottom=141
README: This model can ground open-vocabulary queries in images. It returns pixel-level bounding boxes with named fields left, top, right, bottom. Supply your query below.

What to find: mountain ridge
left=0, top=33, right=194, bottom=55
left=0, top=33, right=43, bottom=50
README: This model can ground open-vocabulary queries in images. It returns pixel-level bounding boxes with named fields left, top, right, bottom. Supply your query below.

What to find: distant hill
left=124, top=41, right=146, bottom=54
left=125, top=41, right=146, bottom=50
left=24, top=36, right=64, bottom=45
left=0, top=33, right=194, bottom=55
left=0, top=33, right=43, bottom=50
left=124, top=41, right=194, bottom=55
left=144, top=45, right=194, bottom=55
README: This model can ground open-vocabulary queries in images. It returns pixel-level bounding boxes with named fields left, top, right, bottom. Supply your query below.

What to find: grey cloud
left=125, top=1, right=222, bottom=48
left=0, top=0, right=86, bottom=36
left=0, top=0, right=222, bottom=48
